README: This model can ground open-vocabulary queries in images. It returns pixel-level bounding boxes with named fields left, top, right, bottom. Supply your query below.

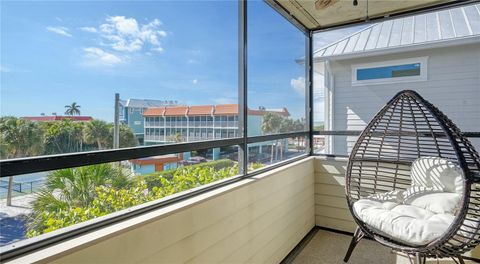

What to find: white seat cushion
left=351, top=157, right=467, bottom=245
left=353, top=199, right=454, bottom=245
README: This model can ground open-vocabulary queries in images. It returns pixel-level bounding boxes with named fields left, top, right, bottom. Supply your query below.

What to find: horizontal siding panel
left=159, top=177, right=314, bottom=264
left=315, top=172, right=345, bottom=186
left=316, top=205, right=354, bottom=221
left=265, top=213, right=314, bottom=264
left=314, top=160, right=347, bottom=175
left=315, top=194, right=349, bottom=209
left=315, top=184, right=346, bottom=198
left=226, top=201, right=314, bottom=264
left=247, top=204, right=315, bottom=264
left=315, top=215, right=356, bottom=233
left=43, top=159, right=314, bottom=264
left=187, top=184, right=314, bottom=264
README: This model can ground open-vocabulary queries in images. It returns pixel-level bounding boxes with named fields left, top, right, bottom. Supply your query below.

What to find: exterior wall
left=325, top=43, right=480, bottom=154
left=144, top=115, right=240, bottom=144
left=13, top=158, right=315, bottom=264
left=314, top=156, right=355, bottom=233
left=127, top=107, right=146, bottom=136
left=131, top=163, right=155, bottom=175
left=144, top=114, right=265, bottom=144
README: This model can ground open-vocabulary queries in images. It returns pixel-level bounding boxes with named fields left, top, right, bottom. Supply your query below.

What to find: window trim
left=351, top=57, right=428, bottom=86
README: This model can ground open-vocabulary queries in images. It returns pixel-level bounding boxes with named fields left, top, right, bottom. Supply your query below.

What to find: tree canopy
left=64, top=102, right=81, bottom=116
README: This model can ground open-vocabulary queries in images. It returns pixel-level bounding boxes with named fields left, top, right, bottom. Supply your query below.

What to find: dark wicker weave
left=343, top=90, right=480, bottom=264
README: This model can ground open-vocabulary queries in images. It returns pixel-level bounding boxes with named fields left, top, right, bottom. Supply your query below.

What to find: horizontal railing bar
left=313, top=131, right=480, bottom=138
left=246, top=131, right=308, bottom=144
left=350, top=157, right=413, bottom=166
left=0, top=138, right=244, bottom=177
left=0, top=132, right=309, bottom=178
left=0, top=154, right=309, bottom=262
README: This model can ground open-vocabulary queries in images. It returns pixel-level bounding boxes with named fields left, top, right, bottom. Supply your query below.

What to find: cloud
left=83, top=47, right=123, bottom=66
left=46, top=26, right=72, bottom=37
left=192, top=79, right=198, bottom=85
left=152, top=47, right=164, bottom=53
left=290, top=76, right=305, bottom=96
left=96, top=16, right=166, bottom=53
left=80, top=27, right=98, bottom=33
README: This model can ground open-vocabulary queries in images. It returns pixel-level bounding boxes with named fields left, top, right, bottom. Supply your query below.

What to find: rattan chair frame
left=343, top=90, right=480, bottom=263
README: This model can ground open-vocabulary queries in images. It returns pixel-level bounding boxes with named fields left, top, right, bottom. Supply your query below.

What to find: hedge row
left=139, top=159, right=235, bottom=189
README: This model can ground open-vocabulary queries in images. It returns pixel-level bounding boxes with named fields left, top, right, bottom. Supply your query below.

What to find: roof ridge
left=313, top=23, right=378, bottom=55
left=313, top=3, right=480, bottom=60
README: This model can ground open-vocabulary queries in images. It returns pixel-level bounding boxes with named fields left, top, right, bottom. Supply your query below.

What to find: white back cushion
left=404, top=191, right=461, bottom=214
left=411, top=157, right=464, bottom=194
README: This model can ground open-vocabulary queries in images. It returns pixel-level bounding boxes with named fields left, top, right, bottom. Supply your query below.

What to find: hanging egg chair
left=343, top=90, right=480, bottom=264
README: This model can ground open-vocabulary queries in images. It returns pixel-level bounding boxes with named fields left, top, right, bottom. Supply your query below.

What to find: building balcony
left=1, top=1, right=479, bottom=263
left=4, top=157, right=479, bottom=263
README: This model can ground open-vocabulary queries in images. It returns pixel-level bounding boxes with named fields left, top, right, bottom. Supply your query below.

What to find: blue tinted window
left=357, top=63, right=421, bottom=81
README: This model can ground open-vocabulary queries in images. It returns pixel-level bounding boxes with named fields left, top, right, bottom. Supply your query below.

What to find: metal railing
left=0, top=179, right=44, bottom=195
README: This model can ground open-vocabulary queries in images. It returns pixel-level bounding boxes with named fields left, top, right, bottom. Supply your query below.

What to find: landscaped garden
left=25, top=159, right=262, bottom=237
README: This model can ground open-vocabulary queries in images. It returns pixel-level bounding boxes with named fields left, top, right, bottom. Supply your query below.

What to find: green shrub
left=27, top=160, right=243, bottom=237
left=140, top=159, right=235, bottom=189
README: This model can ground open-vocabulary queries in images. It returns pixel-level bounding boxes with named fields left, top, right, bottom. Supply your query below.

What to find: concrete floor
left=288, top=229, right=475, bottom=264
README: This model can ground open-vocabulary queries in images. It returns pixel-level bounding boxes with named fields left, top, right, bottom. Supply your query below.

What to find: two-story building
left=143, top=104, right=290, bottom=161
left=119, top=99, right=178, bottom=145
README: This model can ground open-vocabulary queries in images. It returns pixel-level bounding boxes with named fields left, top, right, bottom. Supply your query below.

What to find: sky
left=1, top=0, right=360, bottom=122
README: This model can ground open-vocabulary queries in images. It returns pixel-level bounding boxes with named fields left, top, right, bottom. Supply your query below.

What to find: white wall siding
left=11, top=159, right=314, bottom=264
left=314, top=157, right=355, bottom=232
left=328, top=43, right=480, bottom=154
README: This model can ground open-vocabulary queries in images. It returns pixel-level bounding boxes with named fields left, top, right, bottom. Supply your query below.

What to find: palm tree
left=0, top=117, right=44, bottom=205
left=83, top=120, right=110, bottom=150
left=64, top=102, right=81, bottom=116
left=28, top=164, right=131, bottom=234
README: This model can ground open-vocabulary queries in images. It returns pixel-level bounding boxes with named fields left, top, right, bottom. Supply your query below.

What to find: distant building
left=119, top=99, right=178, bottom=145
left=143, top=104, right=290, bottom=160
left=22, top=116, right=93, bottom=122
left=143, top=104, right=289, bottom=144
left=130, top=154, right=182, bottom=175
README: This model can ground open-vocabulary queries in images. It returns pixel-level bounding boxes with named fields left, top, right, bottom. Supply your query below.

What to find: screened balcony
left=0, top=1, right=479, bottom=263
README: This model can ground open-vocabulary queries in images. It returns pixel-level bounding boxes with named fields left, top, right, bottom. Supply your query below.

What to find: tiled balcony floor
left=287, top=229, right=476, bottom=264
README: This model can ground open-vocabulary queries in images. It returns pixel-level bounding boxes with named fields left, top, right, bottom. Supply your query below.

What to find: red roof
left=164, top=106, right=189, bottom=116
left=188, top=105, right=214, bottom=115
left=142, top=104, right=290, bottom=117
left=143, top=107, right=165, bottom=117
left=130, top=155, right=181, bottom=165
left=22, top=116, right=93, bottom=122
left=214, top=104, right=238, bottom=116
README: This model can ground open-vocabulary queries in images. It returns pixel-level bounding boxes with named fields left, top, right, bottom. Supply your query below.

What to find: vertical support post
left=306, top=31, right=314, bottom=156
left=6, top=177, right=13, bottom=206
left=114, top=93, right=120, bottom=149
left=238, top=0, right=248, bottom=175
